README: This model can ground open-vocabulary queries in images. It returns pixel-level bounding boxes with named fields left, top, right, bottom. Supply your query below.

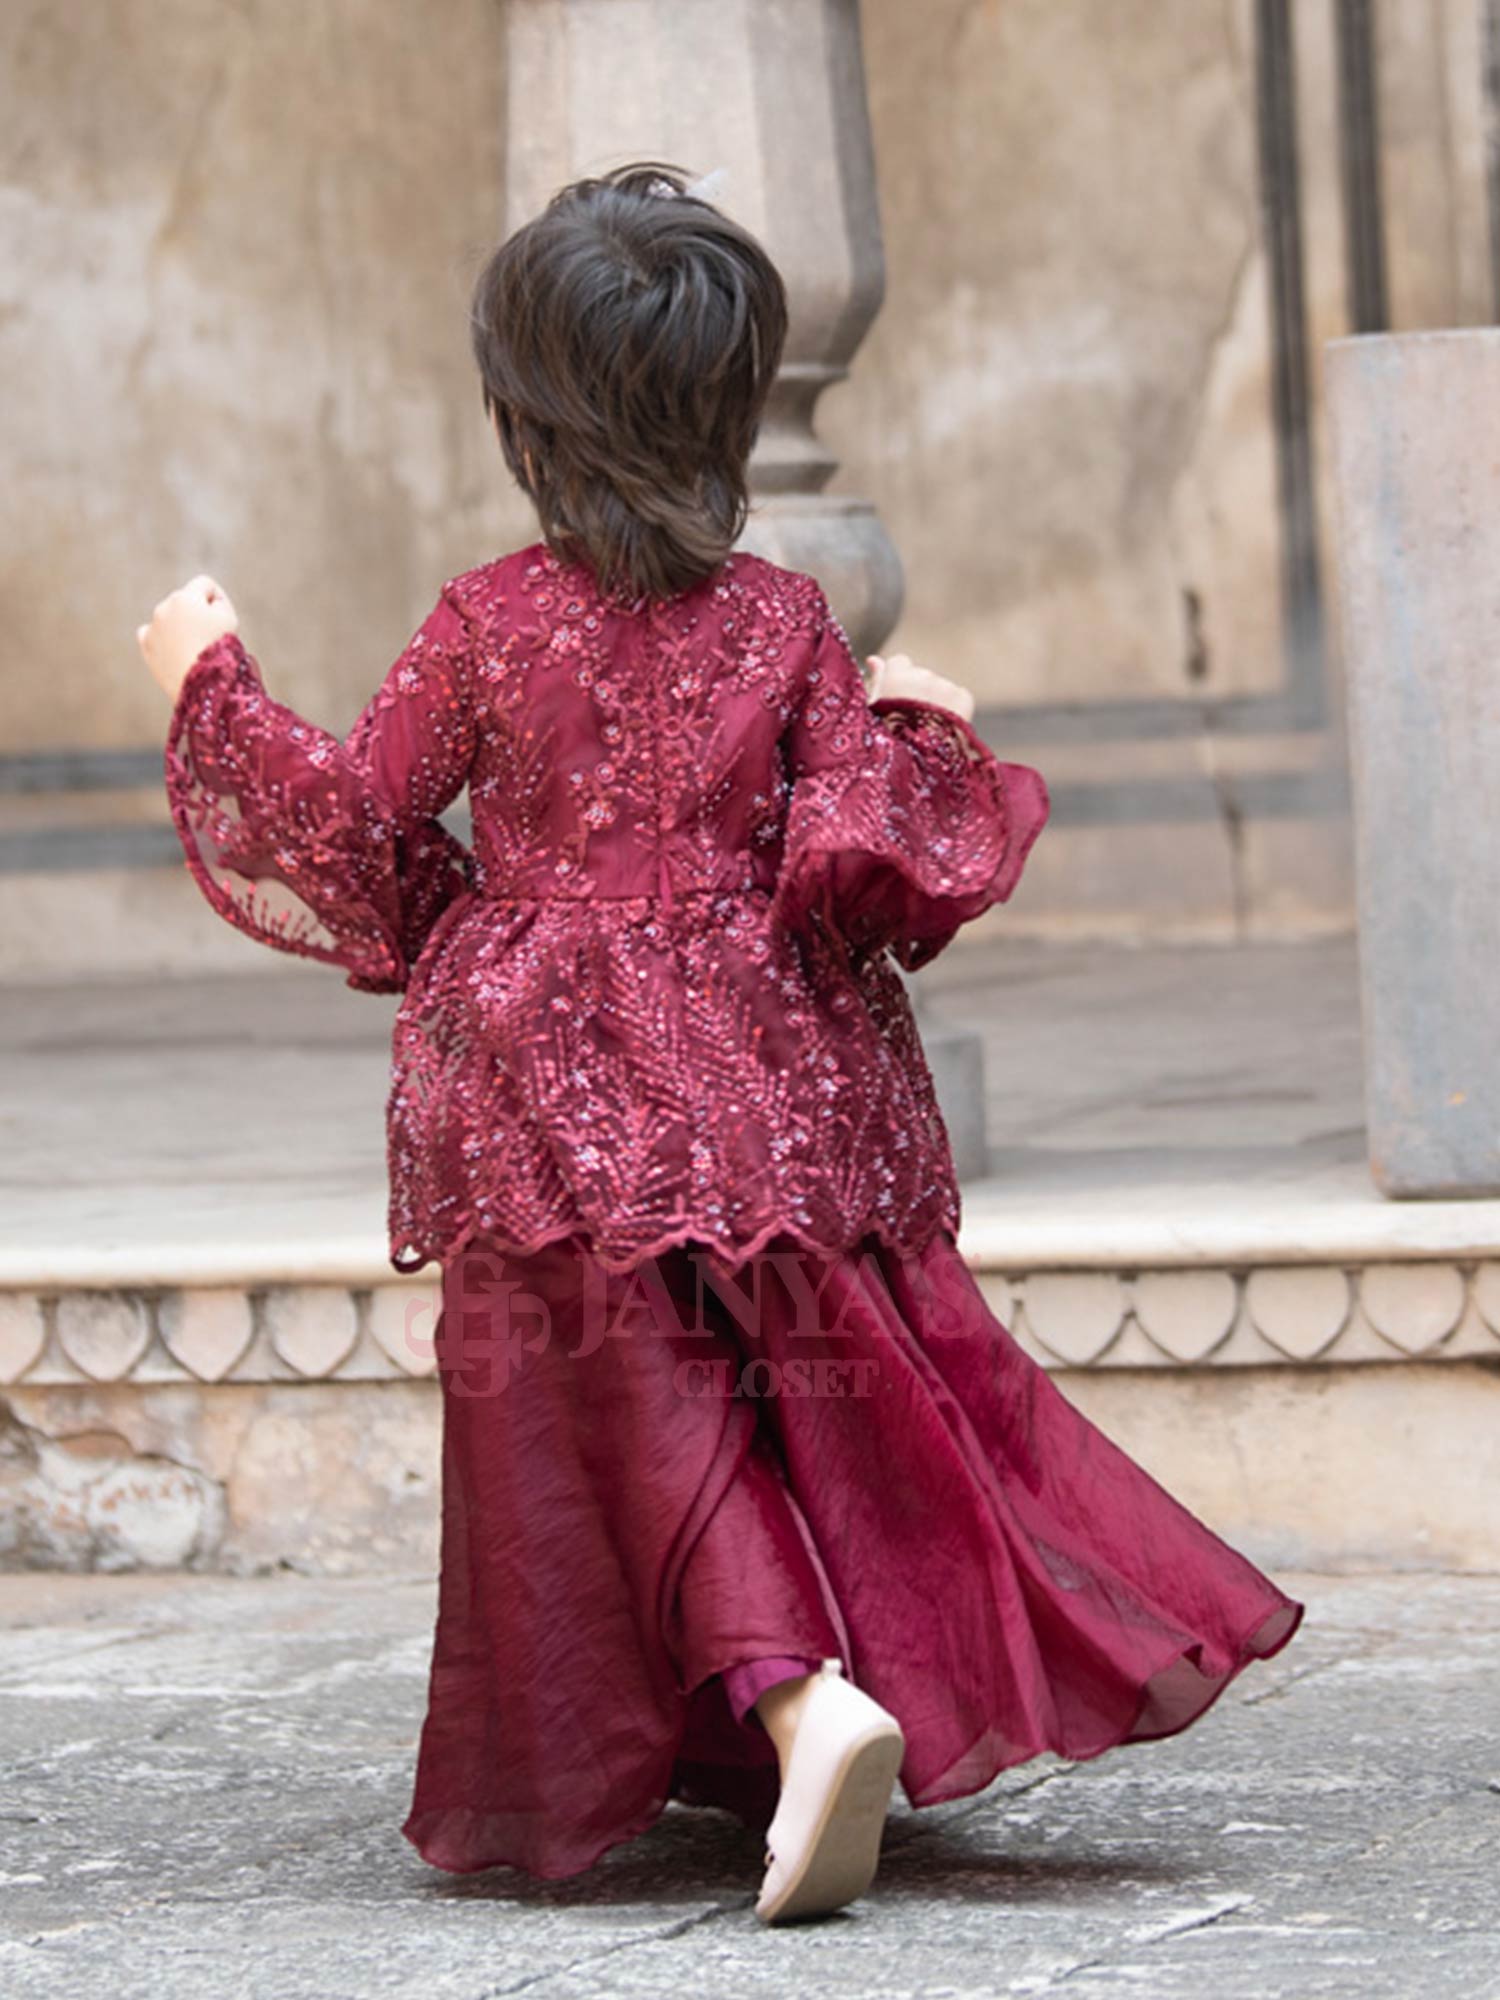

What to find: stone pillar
left=501, top=0, right=901, bottom=654
left=501, top=0, right=988, bottom=1179
left=1325, top=329, right=1500, bottom=1197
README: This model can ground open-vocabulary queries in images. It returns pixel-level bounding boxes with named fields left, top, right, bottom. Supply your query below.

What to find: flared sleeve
left=768, top=585, right=1051, bottom=973
left=163, top=584, right=479, bottom=994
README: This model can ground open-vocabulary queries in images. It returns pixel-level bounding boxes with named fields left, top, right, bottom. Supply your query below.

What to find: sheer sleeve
left=768, top=585, right=1051, bottom=974
left=163, top=584, right=479, bottom=995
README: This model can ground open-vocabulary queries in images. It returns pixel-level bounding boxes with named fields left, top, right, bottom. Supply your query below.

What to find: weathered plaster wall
left=8, top=1361, right=1499, bottom=1575
left=822, top=0, right=1281, bottom=711
left=1, top=0, right=516, bottom=758
left=0, top=0, right=1492, bottom=968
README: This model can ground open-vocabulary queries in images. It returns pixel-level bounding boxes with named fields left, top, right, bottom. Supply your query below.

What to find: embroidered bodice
left=164, top=543, right=1050, bottom=1274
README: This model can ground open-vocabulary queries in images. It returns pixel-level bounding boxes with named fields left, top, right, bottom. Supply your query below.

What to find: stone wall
left=7, top=1255, right=1500, bottom=1574
left=2, top=0, right=1495, bottom=970
left=8, top=1363, right=1498, bottom=1577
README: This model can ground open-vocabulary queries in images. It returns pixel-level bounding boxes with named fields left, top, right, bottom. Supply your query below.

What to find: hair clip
left=684, top=166, right=729, bottom=203
left=646, top=167, right=730, bottom=205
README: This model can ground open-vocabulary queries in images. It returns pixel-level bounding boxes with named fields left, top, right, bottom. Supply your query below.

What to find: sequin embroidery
left=163, top=544, right=1051, bottom=1275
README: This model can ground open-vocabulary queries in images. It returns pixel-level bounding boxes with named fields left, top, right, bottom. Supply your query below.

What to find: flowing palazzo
left=402, top=1227, right=1304, bottom=1881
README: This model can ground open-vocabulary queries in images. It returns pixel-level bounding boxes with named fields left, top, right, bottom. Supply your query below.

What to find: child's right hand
left=867, top=652, right=976, bottom=724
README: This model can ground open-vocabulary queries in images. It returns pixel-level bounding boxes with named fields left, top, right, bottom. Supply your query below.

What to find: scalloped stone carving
left=0, top=1293, right=46, bottom=1384
left=158, top=1289, right=255, bottom=1382
left=1021, top=1274, right=1128, bottom=1365
left=56, top=1293, right=152, bottom=1381
left=975, top=1273, right=1016, bottom=1332
left=1471, top=1263, right=1500, bottom=1335
left=1245, top=1267, right=1352, bottom=1360
left=1132, top=1271, right=1239, bottom=1363
left=265, top=1288, right=358, bottom=1378
left=11, top=1259, right=1498, bottom=1391
left=1359, top=1262, right=1467, bottom=1355
left=369, top=1285, right=440, bottom=1378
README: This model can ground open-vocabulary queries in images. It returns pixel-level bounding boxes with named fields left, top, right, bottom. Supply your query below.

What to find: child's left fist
left=866, top=652, right=976, bottom=724
left=137, top=574, right=239, bottom=701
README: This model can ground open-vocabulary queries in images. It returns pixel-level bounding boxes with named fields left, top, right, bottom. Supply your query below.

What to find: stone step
left=7, top=940, right=1500, bottom=1575
left=7, top=1173, right=1500, bottom=1393
left=5, top=938, right=1500, bottom=1390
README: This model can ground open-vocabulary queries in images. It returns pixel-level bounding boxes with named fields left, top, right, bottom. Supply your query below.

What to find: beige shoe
left=754, top=1657, right=905, bottom=1925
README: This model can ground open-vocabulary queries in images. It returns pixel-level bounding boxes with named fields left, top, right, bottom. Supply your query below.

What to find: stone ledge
left=4, top=1256, right=1500, bottom=1387
left=957, top=1161, right=1500, bottom=1268
left=9, top=1164, right=1500, bottom=1295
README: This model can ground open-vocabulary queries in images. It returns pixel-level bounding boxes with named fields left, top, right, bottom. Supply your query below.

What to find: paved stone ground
left=2, top=1567, right=1498, bottom=1998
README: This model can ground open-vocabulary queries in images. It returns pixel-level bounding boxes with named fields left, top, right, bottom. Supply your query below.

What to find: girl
left=138, top=163, right=1304, bottom=1925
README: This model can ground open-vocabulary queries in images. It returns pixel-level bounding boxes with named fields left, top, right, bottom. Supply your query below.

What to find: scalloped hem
left=389, top=1204, right=965, bottom=1279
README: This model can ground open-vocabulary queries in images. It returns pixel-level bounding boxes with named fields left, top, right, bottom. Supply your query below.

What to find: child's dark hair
left=469, top=162, right=788, bottom=602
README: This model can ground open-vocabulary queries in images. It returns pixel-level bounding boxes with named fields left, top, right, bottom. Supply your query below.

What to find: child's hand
left=867, top=652, right=976, bottom=724
left=137, top=575, right=240, bottom=701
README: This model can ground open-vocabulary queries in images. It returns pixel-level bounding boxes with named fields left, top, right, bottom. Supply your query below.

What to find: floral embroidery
left=164, top=544, right=1050, bottom=1276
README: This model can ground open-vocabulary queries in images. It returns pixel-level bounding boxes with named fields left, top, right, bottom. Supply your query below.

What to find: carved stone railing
left=5, top=1256, right=1498, bottom=1390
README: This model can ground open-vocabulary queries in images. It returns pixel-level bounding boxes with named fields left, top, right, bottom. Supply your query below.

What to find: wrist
left=167, top=630, right=241, bottom=703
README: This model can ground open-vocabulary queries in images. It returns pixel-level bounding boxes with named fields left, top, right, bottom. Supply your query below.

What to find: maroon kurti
left=165, top=547, right=1049, bottom=1277
left=164, top=543, right=1304, bottom=1879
